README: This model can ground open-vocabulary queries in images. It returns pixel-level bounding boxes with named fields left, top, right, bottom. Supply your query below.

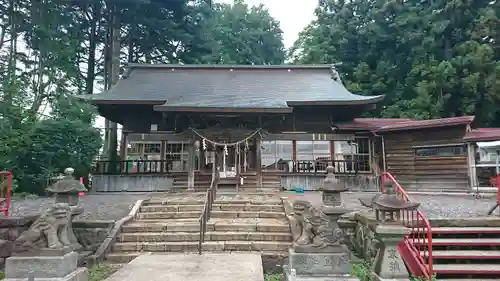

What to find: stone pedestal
left=371, top=224, right=411, bottom=281
left=284, top=248, right=360, bottom=281
left=4, top=251, right=88, bottom=281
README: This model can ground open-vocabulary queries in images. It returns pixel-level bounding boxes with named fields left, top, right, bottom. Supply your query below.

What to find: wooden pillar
left=160, top=140, right=167, bottom=173
left=120, top=132, right=129, bottom=160
left=187, top=140, right=195, bottom=191
left=467, top=143, right=477, bottom=190
left=120, top=132, right=129, bottom=172
left=256, top=138, right=262, bottom=188
left=329, top=140, right=335, bottom=160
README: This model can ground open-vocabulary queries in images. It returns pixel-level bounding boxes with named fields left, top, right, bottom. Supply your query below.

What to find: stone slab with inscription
left=285, top=248, right=359, bottom=278
left=4, top=251, right=88, bottom=281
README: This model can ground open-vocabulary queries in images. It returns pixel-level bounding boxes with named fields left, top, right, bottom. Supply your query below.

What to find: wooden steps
left=416, top=225, right=500, bottom=279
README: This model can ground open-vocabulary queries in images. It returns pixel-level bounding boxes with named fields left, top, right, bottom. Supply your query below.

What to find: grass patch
left=350, top=261, right=372, bottom=281
left=264, top=273, right=284, bottom=281
left=88, top=264, right=118, bottom=281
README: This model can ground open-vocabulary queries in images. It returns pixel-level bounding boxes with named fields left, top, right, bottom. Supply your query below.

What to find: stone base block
left=371, top=273, right=410, bottom=281
left=5, top=251, right=79, bottom=279
left=287, top=248, right=353, bottom=276
left=4, top=267, right=88, bottom=281
left=284, top=265, right=359, bottom=281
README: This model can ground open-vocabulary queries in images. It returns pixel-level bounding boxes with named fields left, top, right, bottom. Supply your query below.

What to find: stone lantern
left=317, top=164, right=349, bottom=218
left=46, top=167, right=87, bottom=208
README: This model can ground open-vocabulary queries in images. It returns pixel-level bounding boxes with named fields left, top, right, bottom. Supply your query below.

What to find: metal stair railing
left=198, top=165, right=219, bottom=255
left=381, top=172, right=433, bottom=280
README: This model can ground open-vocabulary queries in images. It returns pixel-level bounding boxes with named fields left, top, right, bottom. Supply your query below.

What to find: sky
left=99, top=0, right=316, bottom=133
left=217, top=0, right=316, bottom=48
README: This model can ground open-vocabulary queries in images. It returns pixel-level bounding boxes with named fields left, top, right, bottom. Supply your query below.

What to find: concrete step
left=214, top=199, right=282, bottom=205
left=143, top=199, right=205, bottom=205
left=431, top=227, right=500, bottom=234
left=437, top=279, right=496, bottom=281
left=106, top=252, right=139, bottom=264
left=210, top=222, right=290, bottom=233
left=137, top=211, right=201, bottom=220
left=133, top=218, right=199, bottom=223
left=429, top=238, right=500, bottom=246
left=212, top=204, right=283, bottom=212
left=140, top=204, right=204, bottom=213
left=106, top=250, right=287, bottom=264
left=118, top=231, right=291, bottom=243
left=433, top=263, right=500, bottom=275
left=205, top=231, right=291, bottom=241
left=112, top=240, right=291, bottom=252
left=211, top=211, right=286, bottom=219
left=122, top=221, right=202, bottom=233
left=118, top=232, right=201, bottom=242
left=429, top=250, right=500, bottom=259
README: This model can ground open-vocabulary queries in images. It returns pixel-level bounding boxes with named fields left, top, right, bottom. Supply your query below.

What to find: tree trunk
left=105, top=2, right=119, bottom=164
left=85, top=0, right=101, bottom=96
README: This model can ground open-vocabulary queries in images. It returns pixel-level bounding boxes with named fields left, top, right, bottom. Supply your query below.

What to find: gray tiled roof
left=82, top=64, right=383, bottom=108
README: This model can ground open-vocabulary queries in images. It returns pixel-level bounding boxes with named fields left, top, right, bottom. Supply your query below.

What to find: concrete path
left=104, top=252, right=264, bottom=281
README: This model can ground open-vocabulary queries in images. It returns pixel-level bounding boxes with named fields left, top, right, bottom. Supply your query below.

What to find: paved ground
left=104, top=253, right=263, bottom=281
left=8, top=191, right=499, bottom=221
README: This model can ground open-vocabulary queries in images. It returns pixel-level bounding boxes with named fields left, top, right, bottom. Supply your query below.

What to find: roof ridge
left=125, top=63, right=337, bottom=69
left=376, top=116, right=475, bottom=133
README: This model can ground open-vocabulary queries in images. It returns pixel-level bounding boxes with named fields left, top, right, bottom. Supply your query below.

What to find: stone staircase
left=172, top=172, right=282, bottom=193
left=106, top=194, right=206, bottom=264
left=172, top=173, right=212, bottom=192
left=421, top=223, right=500, bottom=280
left=205, top=194, right=291, bottom=252
left=106, top=193, right=291, bottom=264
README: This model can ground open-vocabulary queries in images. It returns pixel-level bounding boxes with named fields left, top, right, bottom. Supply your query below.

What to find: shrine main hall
left=84, top=64, right=498, bottom=194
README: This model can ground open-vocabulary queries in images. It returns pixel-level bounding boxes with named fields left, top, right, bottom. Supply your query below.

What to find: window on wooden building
left=127, top=142, right=143, bottom=156
left=414, top=145, right=466, bottom=157
left=166, top=142, right=189, bottom=171
left=334, top=138, right=370, bottom=172
left=144, top=143, right=161, bottom=154
left=261, top=140, right=293, bottom=169
left=296, top=141, right=331, bottom=161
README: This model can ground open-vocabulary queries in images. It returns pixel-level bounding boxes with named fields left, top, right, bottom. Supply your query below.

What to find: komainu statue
left=12, top=203, right=73, bottom=255
left=286, top=200, right=343, bottom=253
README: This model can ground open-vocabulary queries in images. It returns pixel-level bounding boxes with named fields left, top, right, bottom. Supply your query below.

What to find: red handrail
left=381, top=172, right=433, bottom=280
left=0, top=172, right=12, bottom=216
left=497, top=173, right=500, bottom=209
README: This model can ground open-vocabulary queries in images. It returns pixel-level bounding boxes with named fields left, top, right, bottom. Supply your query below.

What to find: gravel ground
left=9, top=193, right=153, bottom=221
left=282, top=191, right=498, bottom=218
left=7, top=191, right=499, bottom=221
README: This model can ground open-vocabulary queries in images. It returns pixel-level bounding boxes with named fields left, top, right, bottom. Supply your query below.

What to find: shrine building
left=82, top=64, right=500, bottom=194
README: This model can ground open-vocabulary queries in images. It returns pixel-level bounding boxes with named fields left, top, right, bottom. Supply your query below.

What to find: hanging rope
left=188, top=127, right=262, bottom=147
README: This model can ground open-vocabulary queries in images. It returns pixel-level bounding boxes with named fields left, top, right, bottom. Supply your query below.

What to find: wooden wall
left=382, top=125, right=469, bottom=192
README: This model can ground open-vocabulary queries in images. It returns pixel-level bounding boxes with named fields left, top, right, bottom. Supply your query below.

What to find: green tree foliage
left=0, top=0, right=285, bottom=193
left=208, top=1, right=285, bottom=64
left=290, top=0, right=500, bottom=126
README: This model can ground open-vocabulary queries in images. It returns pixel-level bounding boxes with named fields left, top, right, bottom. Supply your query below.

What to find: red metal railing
left=381, top=172, right=433, bottom=280
left=497, top=173, right=500, bottom=210
left=0, top=172, right=12, bottom=216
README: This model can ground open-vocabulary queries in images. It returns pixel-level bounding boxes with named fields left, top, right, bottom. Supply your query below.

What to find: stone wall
left=281, top=174, right=379, bottom=192
left=0, top=216, right=38, bottom=266
left=73, top=220, right=114, bottom=253
left=91, top=174, right=174, bottom=192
